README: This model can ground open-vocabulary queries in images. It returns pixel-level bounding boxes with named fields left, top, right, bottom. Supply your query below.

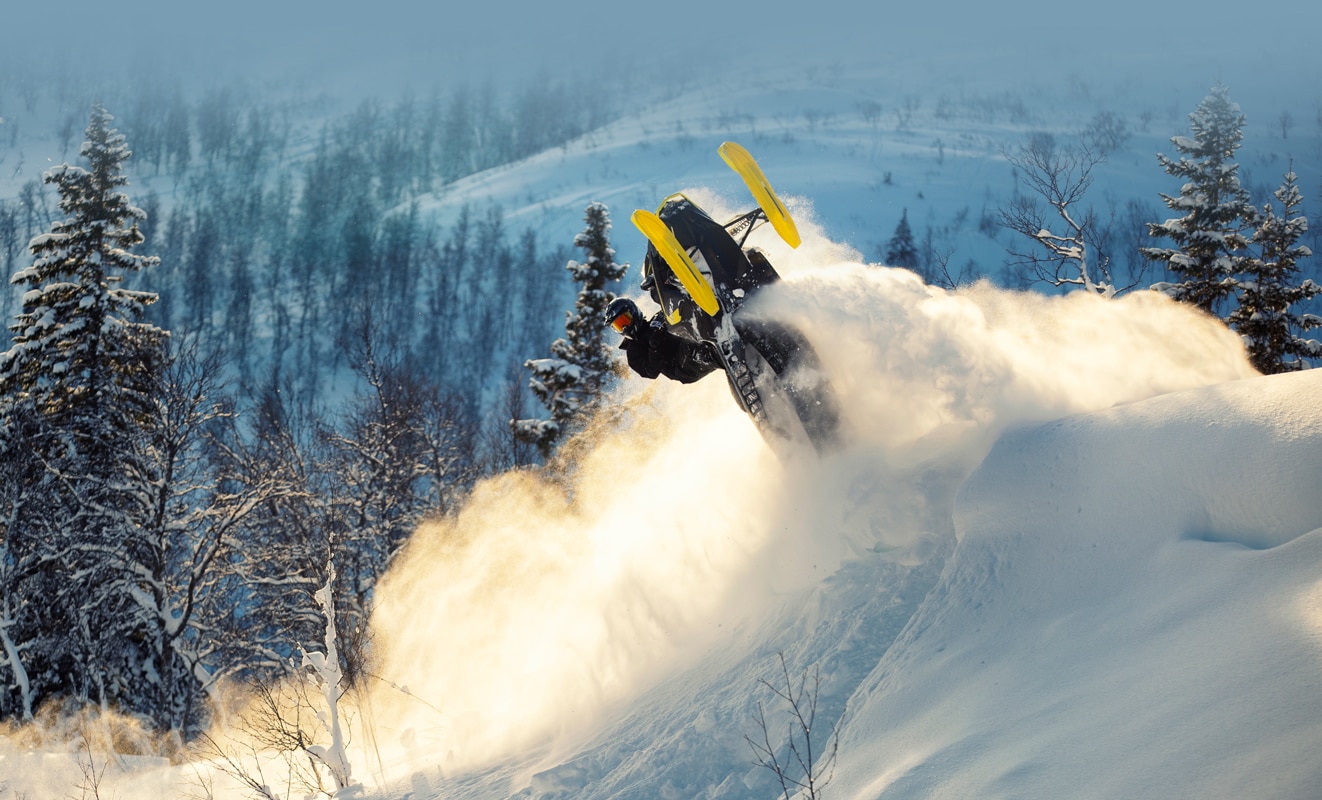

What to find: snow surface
left=833, top=368, right=1322, bottom=799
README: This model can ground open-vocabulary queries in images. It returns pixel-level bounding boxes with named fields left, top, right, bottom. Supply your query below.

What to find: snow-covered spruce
left=513, top=201, right=627, bottom=458
left=1143, top=83, right=1258, bottom=316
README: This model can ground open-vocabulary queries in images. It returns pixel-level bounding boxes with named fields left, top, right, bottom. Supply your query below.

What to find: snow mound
left=959, top=368, right=1322, bottom=551
left=833, top=368, right=1322, bottom=800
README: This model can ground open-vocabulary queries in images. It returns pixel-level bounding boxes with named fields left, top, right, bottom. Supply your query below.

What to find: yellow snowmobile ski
left=717, top=141, right=801, bottom=249
left=630, top=208, right=721, bottom=317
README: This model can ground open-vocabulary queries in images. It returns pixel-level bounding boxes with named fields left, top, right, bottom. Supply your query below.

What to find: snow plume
left=359, top=215, right=1257, bottom=786
left=761, top=263, right=1258, bottom=465
left=366, top=379, right=785, bottom=776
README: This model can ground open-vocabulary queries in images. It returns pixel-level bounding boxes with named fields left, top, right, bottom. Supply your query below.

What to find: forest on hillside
left=0, top=70, right=635, bottom=740
left=0, top=71, right=624, bottom=414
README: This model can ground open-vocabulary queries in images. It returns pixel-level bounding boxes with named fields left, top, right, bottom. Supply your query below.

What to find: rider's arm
left=649, top=325, right=719, bottom=384
left=620, top=324, right=662, bottom=380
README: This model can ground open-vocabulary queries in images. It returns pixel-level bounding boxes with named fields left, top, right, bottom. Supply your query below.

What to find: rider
left=605, top=297, right=719, bottom=384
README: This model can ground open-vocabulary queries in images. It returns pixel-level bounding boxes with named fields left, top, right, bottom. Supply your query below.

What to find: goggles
left=610, top=309, right=635, bottom=333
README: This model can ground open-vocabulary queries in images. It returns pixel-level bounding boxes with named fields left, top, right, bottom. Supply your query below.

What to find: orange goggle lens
left=610, top=311, right=633, bottom=332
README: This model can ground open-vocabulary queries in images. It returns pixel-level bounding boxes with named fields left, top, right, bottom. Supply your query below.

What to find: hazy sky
left=5, top=0, right=1319, bottom=101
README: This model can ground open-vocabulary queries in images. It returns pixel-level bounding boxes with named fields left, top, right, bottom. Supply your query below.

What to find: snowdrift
left=834, top=368, right=1322, bottom=800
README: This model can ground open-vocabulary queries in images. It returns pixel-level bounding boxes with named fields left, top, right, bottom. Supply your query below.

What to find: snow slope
left=833, top=368, right=1322, bottom=799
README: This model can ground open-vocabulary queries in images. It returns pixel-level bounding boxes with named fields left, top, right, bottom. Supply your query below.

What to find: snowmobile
left=624, top=142, right=841, bottom=455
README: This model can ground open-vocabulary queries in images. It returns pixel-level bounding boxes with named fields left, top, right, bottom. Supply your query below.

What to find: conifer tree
left=0, top=103, right=167, bottom=721
left=513, top=202, right=627, bottom=457
left=0, top=103, right=165, bottom=422
left=1143, top=84, right=1259, bottom=315
left=884, top=208, right=919, bottom=272
left=1228, top=168, right=1320, bottom=373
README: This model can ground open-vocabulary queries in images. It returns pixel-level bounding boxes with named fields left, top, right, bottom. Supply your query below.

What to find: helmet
left=605, top=297, right=640, bottom=334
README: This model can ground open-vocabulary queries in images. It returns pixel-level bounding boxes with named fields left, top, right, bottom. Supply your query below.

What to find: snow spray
left=359, top=201, right=1257, bottom=783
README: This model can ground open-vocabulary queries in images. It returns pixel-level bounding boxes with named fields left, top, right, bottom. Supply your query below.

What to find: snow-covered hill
left=410, top=57, right=1320, bottom=306
left=832, top=368, right=1322, bottom=799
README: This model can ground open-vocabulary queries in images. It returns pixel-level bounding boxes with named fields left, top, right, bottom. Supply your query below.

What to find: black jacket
left=620, top=316, right=720, bottom=384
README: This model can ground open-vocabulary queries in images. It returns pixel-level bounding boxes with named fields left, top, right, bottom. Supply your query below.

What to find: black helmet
left=605, top=297, right=640, bottom=335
